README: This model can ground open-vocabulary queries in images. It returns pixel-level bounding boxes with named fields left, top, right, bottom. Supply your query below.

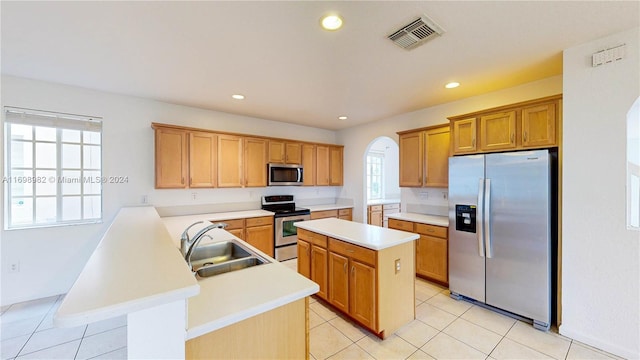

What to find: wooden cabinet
left=311, top=208, right=353, bottom=220
left=398, top=125, right=450, bottom=188
left=244, top=137, right=268, bottom=187
left=368, top=205, right=383, bottom=227
left=349, top=260, right=376, bottom=329
left=388, top=219, right=448, bottom=285
left=155, top=127, right=188, bottom=188
left=449, top=95, right=561, bottom=155
left=329, top=146, right=343, bottom=186
left=338, top=208, right=352, bottom=221
left=297, top=240, right=311, bottom=279
left=269, top=141, right=302, bottom=164
left=217, top=134, right=243, bottom=187
left=316, top=145, right=330, bottom=186
left=316, top=145, right=343, bottom=186
left=298, top=229, right=329, bottom=301
left=188, top=132, right=217, bottom=188
left=217, top=216, right=274, bottom=257
left=301, top=144, right=316, bottom=186
left=328, top=252, right=349, bottom=314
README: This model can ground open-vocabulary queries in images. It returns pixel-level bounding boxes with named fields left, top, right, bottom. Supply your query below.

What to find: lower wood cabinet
left=367, top=205, right=383, bottom=226
left=389, top=218, right=448, bottom=285
left=298, top=228, right=414, bottom=338
left=217, top=216, right=274, bottom=257
left=311, top=208, right=353, bottom=221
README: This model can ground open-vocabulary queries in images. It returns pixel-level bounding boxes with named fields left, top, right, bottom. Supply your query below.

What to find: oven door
left=275, top=214, right=310, bottom=247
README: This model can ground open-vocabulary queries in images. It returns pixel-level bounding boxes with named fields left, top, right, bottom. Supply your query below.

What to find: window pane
left=35, top=126, right=56, bottom=141
left=11, top=198, right=33, bottom=225
left=62, top=196, right=81, bottom=221
left=35, top=142, right=56, bottom=168
left=35, top=197, right=57, bottom=223
left=83, top=196, right=101, bottom=219
left=11, top=141, right=32, bottom=168
left=84, top=131, right=101, bottom=145
left=62, top=144, right=81, bottom=169
left=11, top=124, right=32, bottom=140
left=35, top=170, right=56, bottom=196
left=10, top=169, right=34, bottom=196
left=62, top=129, right=81, bottom=143
left=61, top=170, right=81, bottom=195
left=83, top=145, right=101, bottom=169
left=84, top=170, right=101, bottom=195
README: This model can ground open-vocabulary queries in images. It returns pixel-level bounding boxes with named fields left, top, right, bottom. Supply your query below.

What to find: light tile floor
left=0, top=270, right=622, bottom=360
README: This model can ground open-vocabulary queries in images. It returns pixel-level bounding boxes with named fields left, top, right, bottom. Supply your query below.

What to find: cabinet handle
left=343, top=262, right=347, bottom=273
left=181, top=177, right=184, bottom=184
left=427, top=229, right=434, bottom=233
left=190, top=177, right=192, bottom=185
left=524, top=131, right=528, bottom=142
left=347, top=249, right=354, bottom=253
left=351, top=266, right=355, bottom=276
left=472, top=138, right=476, bottom=147
left=510, top=133, right=515, bottom=143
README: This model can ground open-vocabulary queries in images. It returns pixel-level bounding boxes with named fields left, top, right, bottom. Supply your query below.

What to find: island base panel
left=185, top=298, right=308, bottom=359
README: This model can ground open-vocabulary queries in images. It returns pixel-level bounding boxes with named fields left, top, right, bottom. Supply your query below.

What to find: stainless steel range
left=261, top=195, right=311, bottom=261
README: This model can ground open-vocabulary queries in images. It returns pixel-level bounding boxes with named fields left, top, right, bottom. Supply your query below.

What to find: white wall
left=336, top=75, right=563, bottom=222
left=0, top=75, right=339, bottom=305
left=560, top=27, right=640, bottom=358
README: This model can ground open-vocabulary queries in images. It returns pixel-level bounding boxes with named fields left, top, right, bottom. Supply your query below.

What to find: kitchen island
left=54, top=206, right=318, bottom=360
left=295, top=218, right=419, bottom=338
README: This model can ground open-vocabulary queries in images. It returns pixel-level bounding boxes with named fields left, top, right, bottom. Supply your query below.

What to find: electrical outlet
left=141, top=195, right=148, bottom=204
left=442, top=192, right=448, bottom=200
left=191, top=192, right=197, bottom=200
left=9, top=262, right=20, bottom=273
left=394, top=259, right=401, bottom=274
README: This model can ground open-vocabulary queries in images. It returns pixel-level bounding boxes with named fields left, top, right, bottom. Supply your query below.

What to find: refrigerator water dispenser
left=455, top=205, right=476, bottom=232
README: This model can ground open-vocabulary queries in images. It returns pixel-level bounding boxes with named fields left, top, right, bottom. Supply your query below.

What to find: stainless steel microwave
left=268, top=163, right=303, bottom=186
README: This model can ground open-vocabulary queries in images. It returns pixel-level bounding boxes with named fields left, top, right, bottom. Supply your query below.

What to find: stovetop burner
left=261, top=195, right=310, bottom=217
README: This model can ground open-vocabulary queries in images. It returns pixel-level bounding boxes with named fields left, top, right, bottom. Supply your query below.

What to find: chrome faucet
left=180, top=221, right=204, bottom=257
left=184, top=222, right=228, bottom=271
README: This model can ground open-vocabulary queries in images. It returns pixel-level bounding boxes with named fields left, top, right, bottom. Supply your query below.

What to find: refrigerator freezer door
left=448, top=155, right=486, bottom=302
left=484, top=150, right=551, bottom=326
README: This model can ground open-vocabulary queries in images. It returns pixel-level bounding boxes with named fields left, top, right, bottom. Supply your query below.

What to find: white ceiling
left=2, top=1, right=639, bottom=130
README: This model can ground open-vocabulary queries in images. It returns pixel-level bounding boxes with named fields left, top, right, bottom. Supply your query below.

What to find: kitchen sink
left=188, top=240, right=268, bottom=278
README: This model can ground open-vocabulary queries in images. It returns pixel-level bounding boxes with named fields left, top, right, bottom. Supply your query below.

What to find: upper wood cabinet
left=244, top=137, right=268, bottom=187
left=189, top=132, right=217, bottom=188
left=329, top=146, right=343, bottom=186
left=316, top=145, right=330, bottom=186
left=301, top=144, right=316, bottom=186
left=398, top=124, right=450, bottom=188
left=449, top=94, right=562, bottom=155
left=155, top=127, right=188, bottom=188
left=217, top=134, right=243, bottom=187
left=268, top=141, right=302, bottom=164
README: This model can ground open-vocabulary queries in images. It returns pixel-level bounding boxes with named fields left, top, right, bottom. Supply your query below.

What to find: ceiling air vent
left=388, top=15, right=445, bottom=50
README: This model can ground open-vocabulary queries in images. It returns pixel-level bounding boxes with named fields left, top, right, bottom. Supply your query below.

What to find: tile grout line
left=73, top=324, right=89, bottom=360
left=12, top=299, right=58, bottom=359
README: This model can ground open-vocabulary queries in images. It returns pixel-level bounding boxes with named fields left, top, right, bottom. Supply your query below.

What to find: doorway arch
left=362, top=136, right=400, bottom=222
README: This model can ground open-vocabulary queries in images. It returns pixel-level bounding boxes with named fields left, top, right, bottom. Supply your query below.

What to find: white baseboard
left=559, top=323, right=639, bottom=359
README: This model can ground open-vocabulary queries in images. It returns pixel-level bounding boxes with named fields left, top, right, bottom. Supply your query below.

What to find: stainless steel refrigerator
left=448, top=149, right=553, bottom=330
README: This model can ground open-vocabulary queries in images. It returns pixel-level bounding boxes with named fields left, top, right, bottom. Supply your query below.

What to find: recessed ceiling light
left=445, top=82, right=460, bottom=89
left=231, top=94, right=245, bottom=100
left=321, top=14, right=343, bottom=31
left=338, top=116, right=348, bottom=120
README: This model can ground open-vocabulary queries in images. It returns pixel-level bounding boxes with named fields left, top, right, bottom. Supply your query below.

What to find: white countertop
left=305, top=204, right=353, bottom=212
left=295, top=218, right=418, bottom=250
left=367, top=199, right=401, bottom=206
left=386, top=212, right=449, bottom=227
left=54, top=207, right=199, bottom=327
left=162, top=209, right=274, bottom=246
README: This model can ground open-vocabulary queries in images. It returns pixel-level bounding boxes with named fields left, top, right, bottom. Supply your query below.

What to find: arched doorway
left=362, top=136, right=401, bottom=221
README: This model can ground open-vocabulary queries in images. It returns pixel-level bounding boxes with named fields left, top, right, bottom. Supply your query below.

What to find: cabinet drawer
left=246, top=216, right=273, bottom=227
left=383, top=203, right=400, bottom=211
left=388, top=219, right=414, bottom=232
left=329, top=238, right=376, bottom=266
left=217, top=218, right=244, bottom=230
left=310, top=210, right=338, bottom=219
left=369, top=205, right=383, bottom=212
left=338, top=208, right=352, bottom=216
left=415, top=223, right=447, bottom=238
left=298, top=228, right=328, bottom=247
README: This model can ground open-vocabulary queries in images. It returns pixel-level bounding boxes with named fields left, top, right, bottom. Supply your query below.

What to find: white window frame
left=366, top=152, right=384, bottom=201
left=4, top=107, right=103, bottom=229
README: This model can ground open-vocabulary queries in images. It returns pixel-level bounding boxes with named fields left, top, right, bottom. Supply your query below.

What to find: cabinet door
left=424, top=126, right=450, bottom=187
left=329, top=146, right=343, bottom=186
left=522, top=104, right=556, bottom=148
left=316, top=146, right=330, bottom=186
left=218, top=134, right=243, bottom=187
left=338, top=208, right=352, bottom=221
left=480, top=111, right=517, bottom=151
left=244, top=137, right=267, bottom=187
left=368, top=205, right=383, bottom=227
left=268, top=140, right=285, bottom=163
left=155, top=128, right=188, bottom=188
left=398, top=131, right=424, bottom=187
left=189, top=132, right=217, bottom=188
left=285, top=142, right=302, bottom=164
left=297, top=240, right=311, bottom=279
left=228, top=228, right=245, bottom=240
left=311, top=246, right=328, bottom=300
left=452, top=118, right=477, bottom=154
left=245, top=224, right=274, bottom=257
left=350, top=261, right=376, bottom=329
left=329, top=252, right=349, bottom=314
left=416, top=235, right=448, bottom=284
left=301, top=144, right=316, bottom=186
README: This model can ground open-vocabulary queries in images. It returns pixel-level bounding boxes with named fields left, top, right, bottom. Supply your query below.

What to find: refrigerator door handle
left=477, top=178, right=485, bottom=258
left=484, top=178, right=493, bottom=258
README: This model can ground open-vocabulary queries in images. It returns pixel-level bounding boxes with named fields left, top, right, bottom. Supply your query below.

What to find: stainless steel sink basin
left=189, top=240, right=268, bottom=278
left=195, top=256, right=266, bottom=278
